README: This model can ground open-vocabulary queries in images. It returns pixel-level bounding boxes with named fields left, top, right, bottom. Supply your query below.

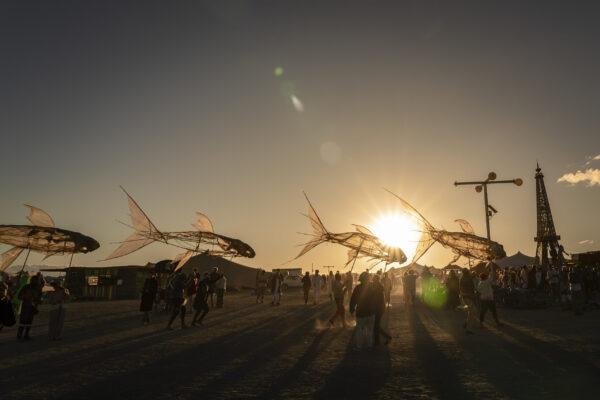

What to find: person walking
left=446, top=270, right=460, bottom=310
left=311, top=270, right=322, bottom=304
left=192, top=273, right=210, bottom=326
left=349, top=272, right=375, bottom=350
left=381, top=272, right=393, bottom=307
left=47, top=281, right=69, bottom=340
left=344, top=272, right=353, bottom=305
left=186, top=268, right=199, bottom=311
left=208, top=267, right=220, bottom=307
left=140, top=272, right=158, bottom=325
left=166, top=270, right=190, bottom=330
left=459, top=268, right=477, bottom=334
left=216, top=274, right=227, bottom=308
left=270, top=269, right=282, bottom=306
left=16, top=275, right=41, bottom=341
left=329, top=273, right=347, bottom=326
left=371, top=274, right=392, bottom=345
left=301, top=272, right=312, bottom=304
left=403, top=271, right=418, bottom=306
left=478, top=263, right=503, bottom=328
left=256, top=269, right=267, bottom=304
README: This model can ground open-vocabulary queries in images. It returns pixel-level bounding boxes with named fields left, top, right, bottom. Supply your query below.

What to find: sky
left=1, top=0, right=599, bottom=272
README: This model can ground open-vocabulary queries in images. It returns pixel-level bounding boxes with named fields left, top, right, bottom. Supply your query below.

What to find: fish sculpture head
left=489, top=242, right=506, bottom=260
left=76, top=234, right=100, bottom=253
left=243, top=245, right=256, bottom=258
left=382, top=245, right=407, bottom=265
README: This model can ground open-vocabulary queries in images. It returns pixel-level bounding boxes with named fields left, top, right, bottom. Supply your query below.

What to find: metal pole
left=18, top=248, right=31, bottom=274
left=483, top=184, right=490, bottom=239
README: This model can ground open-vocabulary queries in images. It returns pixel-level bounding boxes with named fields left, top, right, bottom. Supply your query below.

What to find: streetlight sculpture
left=454, top=172, right=522, bottom=240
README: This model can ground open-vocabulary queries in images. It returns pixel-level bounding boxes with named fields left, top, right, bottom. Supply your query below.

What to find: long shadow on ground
left=52, top=305, right=334, bottom=399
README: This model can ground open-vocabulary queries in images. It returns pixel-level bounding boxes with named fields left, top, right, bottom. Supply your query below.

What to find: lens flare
left=290, top=94, right=304, bottom=112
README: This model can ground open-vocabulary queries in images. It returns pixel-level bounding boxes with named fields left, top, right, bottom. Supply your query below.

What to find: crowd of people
left=0, top=272, right=70, bottom=341
left=147, top=266, right=227, bottom=329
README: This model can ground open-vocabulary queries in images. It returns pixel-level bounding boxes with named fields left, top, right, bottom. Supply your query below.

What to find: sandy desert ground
left=1, top=290, right=599, bottom=400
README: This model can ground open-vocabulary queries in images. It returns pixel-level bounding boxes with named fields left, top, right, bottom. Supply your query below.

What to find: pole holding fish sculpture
left=0, top=205, right=100, bottom=272
left=106, top=187, right=255, bottom=271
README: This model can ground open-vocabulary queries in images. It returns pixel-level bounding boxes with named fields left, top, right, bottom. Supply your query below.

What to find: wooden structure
left=534, top=164, right=565, bottom=268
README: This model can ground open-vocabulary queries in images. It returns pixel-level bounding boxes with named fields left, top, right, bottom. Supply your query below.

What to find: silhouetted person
left=208, top=267, right=220, bottom=307
left=270, top=269, right=282, bottom=305
left=256, top=269, right=267, bottom=304
left=446, top=270, right=460, bottom=310
left=478, top=263, right=503, bottom=328
left=302, top=272, right=311, bottom=304
left=140, top=272, right=158, bottom=325
left=0, top=280, right=16, bottom=333
left=329, top=273, right=346, bottom=326
left=381, top=272, right=393, bottom=307
left=350, top=272, right=375, bottom=350
left=166, top=271, right=190, bottom=330
left=311, top=270, right=322, bottom=304
left=372, top=274, right=392, bottom=345
left=17, top=275, right=41, bottom=341
left=216, top=274, right=226, bottom=308
left=459, top=268, right=477, bottom=334
left=192, top=272, right=222, bottom=325
left=402, top=271, right=418, bottom=306
left=47, top=281, right=69, bottom=340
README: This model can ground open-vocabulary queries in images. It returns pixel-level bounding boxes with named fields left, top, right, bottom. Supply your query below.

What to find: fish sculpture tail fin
left=103, top=187, right=164, bottom=261
left=292, top=193, right=329, bottom=260
left=1, top=247, right=24, bottom=273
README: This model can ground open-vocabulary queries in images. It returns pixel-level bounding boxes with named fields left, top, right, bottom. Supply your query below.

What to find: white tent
left=495, top=251, right=535, bottom=269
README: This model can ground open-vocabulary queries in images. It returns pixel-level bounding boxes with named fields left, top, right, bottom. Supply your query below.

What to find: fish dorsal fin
left=192, top=212, right=214, bottom=233
left=454, top=219, right=475, bottom=234
left=24, top=204, right=55, bottom=228
left=353, top=224, right=374, bottom=236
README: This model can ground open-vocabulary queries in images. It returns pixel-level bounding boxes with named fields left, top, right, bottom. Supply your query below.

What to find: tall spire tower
left=534, top=163, right=565, bottom=267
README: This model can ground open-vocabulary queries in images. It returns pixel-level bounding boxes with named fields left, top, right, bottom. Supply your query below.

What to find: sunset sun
left=371, top=213, right=422, bottom=264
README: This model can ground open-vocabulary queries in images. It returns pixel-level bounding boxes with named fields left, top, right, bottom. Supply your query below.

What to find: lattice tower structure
left=534, top=164, right=564, bottom=268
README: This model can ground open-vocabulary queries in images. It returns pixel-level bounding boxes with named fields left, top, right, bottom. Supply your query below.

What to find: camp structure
left=495, top=252, right=535, bottom=269
left=572, top=251, right=600, bottom=266
left=178, top=253, right=258, bottom=289
left=42, top=265, right=154, bottom=301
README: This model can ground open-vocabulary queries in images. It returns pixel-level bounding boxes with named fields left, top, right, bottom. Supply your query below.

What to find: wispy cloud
left=558, top=168, right=600, bottom=187
left=583, top=154, right=600, bottom=166
left=578, top=239, right=594, bottom=245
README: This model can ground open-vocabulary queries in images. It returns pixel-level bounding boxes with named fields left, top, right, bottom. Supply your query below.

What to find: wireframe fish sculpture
left=105, top=187, right=255, bottom=270
left=386, top=190, right=506, bottom=264
left=0, top=205, right=100, bottom=272
left=293, top=194, right=407, bottom=269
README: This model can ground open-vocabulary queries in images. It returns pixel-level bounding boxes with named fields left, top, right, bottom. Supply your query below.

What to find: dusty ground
left=1, top=290, right=599, bottom=399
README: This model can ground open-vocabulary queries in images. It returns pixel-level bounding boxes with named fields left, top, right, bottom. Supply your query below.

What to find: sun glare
left=370, top=213, right=422, bottom=264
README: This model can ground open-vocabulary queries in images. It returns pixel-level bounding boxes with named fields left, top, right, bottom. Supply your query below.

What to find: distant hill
left=179, top=254, right=258, bottom=289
